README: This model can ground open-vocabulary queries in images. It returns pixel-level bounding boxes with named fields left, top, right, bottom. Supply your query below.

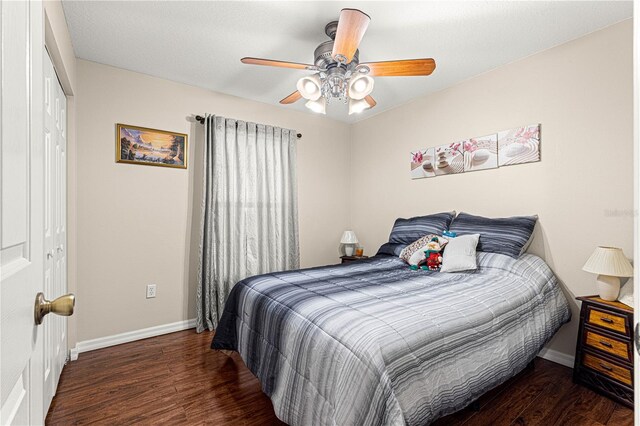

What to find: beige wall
left=75, top=59, right=350, bottom=342
left=73, top=20, right=632, bottom=361
left=349, top=20, right=633, bottom=357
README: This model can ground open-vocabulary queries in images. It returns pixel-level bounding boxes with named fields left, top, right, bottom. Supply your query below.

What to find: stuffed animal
left=425, top=252, right=443, bottom=270
left=417, top=237, right=444, bottom=271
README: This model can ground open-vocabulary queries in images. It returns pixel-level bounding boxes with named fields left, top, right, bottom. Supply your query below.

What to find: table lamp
left=340, top=231, right=359, bottom=256
left=582, top=246, right=633, bottom=301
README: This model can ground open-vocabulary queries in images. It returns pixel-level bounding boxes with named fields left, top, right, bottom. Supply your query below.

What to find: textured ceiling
left=62, top=1, right=632, bottom=123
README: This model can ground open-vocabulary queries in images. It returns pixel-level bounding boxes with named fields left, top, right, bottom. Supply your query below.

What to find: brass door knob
left=34, top=292, right=75, bottom=325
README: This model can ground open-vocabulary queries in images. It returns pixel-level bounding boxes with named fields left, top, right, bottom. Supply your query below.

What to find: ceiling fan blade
left=361, top=59, right=436, bottom=77
left=280, top=90, right=303, bottom=104
left=365, top=95, right=377, bottom=108
left=332, top=9, right=370, bottom=64
left=241, top=57, right=314, bottom=70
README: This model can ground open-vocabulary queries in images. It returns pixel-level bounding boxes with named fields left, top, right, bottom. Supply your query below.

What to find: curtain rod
left=195, top=115, right=302, bottom=139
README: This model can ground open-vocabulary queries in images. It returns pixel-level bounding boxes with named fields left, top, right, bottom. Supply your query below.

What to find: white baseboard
left=69, top=347, right=79, bottom=361
left=69, top=318, right=196, bottom=361
left=538, top=347, right=575, bottom=368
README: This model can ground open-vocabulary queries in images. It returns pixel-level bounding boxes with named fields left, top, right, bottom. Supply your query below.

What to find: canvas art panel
left=434, top=142, right=464, bottom=175
left=498, top=123, right=540, bottom=166
left=463, top=134, right=498, bottom=172
left=410, top=148, right=436, bottom=179
left=117, top=123, right=188, bottom=169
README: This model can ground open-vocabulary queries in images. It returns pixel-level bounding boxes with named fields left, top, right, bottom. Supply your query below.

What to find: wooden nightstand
left=573, top=295, right=633, bottom=408
left=340, top=255, right=369, bottom=264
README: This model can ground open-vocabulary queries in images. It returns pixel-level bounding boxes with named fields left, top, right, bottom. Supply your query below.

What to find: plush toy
left=417, top=237, right=444, bottom=271
left=425, top=252, right=443, bottom=270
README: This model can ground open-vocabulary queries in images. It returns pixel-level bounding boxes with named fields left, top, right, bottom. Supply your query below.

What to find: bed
left=212, top=250, right=571, bottom=425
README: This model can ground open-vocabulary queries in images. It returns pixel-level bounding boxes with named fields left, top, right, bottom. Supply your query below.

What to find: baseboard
left=538, top=347, right=575, bottom=368
left=70, top=318, right=196, bottom=360
left=69, top=347, right=79, bottom=361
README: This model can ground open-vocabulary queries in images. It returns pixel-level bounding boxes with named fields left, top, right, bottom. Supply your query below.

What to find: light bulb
left=353, top=79, right=367, bottom=93
left=304, top=81, right=318, bottom=95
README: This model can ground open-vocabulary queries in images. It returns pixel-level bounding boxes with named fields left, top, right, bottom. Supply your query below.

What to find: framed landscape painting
left=117, top=123, right=188, bottom=169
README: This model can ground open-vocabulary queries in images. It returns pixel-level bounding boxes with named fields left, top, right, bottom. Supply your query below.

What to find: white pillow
left=440, top=234, right=480, bottom=273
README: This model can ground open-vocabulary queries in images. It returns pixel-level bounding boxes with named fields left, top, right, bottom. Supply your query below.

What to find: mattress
left=212, top=252, right=571, bottom=425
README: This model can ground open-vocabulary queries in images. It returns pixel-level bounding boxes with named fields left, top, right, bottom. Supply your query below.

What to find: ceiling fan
left=241, top=8, right=436, bottom=115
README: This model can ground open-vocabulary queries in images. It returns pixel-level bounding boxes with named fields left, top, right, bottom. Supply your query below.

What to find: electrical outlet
left=146, top=284, right=157, bottom=299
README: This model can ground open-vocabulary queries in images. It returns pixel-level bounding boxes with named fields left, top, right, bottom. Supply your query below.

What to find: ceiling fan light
left=348, top=98, right=370, bottom=115
left=297, top=74, right=322, bottom=100
left=348, top=74, right=374, bottom=100
left=306, top=97, right=326, bottom=114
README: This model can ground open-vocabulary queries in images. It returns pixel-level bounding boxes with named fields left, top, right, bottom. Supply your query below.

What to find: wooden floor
left=46, top=330, right=633, bottom=425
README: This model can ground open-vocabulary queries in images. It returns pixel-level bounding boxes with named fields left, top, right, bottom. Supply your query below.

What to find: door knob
left=34, top=292, right=75, bottom=325
left=635, top=323, right=640, bottom=355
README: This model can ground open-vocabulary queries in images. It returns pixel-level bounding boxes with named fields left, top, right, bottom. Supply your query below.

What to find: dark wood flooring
left=46, top=330, right=633, bottom=425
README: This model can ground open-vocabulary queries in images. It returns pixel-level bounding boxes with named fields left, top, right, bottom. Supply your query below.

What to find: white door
left=42, top=48, right=68, bottom=414
left=0, top=0, right=45, bottom=425
left=634, top=0, right=640, bottom=423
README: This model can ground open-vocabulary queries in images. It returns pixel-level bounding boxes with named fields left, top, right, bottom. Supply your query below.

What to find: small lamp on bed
left=340, top=231, right=359, bottom=256
left=582, top=246, right=633, bottom=301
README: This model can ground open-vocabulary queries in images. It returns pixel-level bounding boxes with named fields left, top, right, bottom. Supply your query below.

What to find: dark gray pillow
left=388, top=211, right=456, bottom=245
left=376, top=243, right=407, bottom=257
left=449, top=212, right=537, bottom=258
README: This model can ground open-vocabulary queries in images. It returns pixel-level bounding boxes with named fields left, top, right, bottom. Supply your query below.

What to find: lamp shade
left=582, top=246, right=633, bottom=277
left=348, top=98, right=371, bottom=115
left=348, top=74, right=374, bottom=100
left=305, top=98, right=326, bottom=114
left=297, top=74, right=322, bottom=100
left=340, top=231, right=358, bottom=244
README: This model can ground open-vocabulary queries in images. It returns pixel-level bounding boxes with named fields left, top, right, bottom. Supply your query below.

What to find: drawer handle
left=599, top=362, right=613, bottom=372
left=600, top=317, right=614, bottom=324
left=599, top=340, right=613, bottom=348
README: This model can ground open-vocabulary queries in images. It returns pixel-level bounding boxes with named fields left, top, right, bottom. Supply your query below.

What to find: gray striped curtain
left=196, top=115, right=300, bottom=332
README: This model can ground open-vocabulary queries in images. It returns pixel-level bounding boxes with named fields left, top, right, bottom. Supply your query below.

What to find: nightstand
left=573, top=295, right=633, bottom=408
left=340, top=255, right=369, bottom=264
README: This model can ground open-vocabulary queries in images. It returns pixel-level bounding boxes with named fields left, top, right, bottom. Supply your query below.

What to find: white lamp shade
left=583, top=246, right=633, bottom=277
left=340, top=230, right=358, bottom=244
left=348, top=74, right=374, bottom=100
left=348, top=98, right=371, bottom=115
left=305, top=98, right=326, bottom=114
left=297, top=74, right=322, bottom=100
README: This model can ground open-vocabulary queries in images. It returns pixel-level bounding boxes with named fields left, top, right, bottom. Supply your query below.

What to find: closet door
left=42, top=49, right=68, bottom=413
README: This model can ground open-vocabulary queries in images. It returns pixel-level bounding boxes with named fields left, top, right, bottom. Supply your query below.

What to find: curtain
left=196, top=115, right=299, bottom=332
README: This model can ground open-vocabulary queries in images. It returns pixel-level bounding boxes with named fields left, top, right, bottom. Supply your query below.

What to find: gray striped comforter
left=212, top=252, right=571, bottom=425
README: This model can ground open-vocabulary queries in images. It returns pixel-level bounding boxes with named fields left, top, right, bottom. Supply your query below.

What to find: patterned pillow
left=388, top=211, right=456, bottom=245
left=399, top=234, right=449, bottom=265
left=448, top=212, right=538, bottom=258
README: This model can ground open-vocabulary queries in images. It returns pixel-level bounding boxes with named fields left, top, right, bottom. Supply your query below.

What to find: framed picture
left=410, top=147, right=436, bottom=179
left=498, top=123, right=540, bottom=166
left=434, top=142, right=464, bottom=175
left=463, top=134, right=498, bottom=172
left=116, top=123, right=188, bottom=169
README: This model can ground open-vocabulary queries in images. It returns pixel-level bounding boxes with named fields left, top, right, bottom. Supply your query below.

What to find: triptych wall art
left=410, top=123, right=540, bottom=179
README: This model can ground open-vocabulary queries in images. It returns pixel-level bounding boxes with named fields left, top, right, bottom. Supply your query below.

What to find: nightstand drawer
left=587, top=307, right=628, bottom=335
left=582, top=353, right=632, bottom=386
left=584, top=330, right=631, bottom=362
